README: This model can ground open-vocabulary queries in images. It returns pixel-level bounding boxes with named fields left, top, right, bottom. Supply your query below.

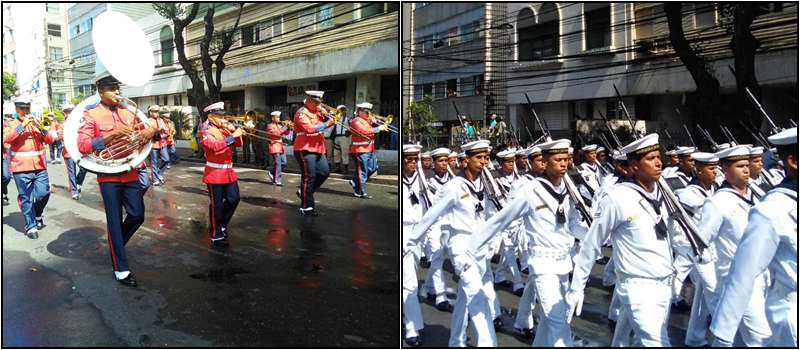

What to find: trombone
left=218, top=116, right=289, bottom=145
left=370, top=113, right=398, bottom=133
left=317, top=104, right=370, bottom=140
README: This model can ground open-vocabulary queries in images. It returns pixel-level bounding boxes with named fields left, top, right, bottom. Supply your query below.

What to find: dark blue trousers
left=98, top=181, right=145, bottom=273
left=138, top=167, right=151, bottom=195
left=350, top=152, right=377, bottom=196
left=2, top=149, right=10, bottom=196
left=150, top=147, right=169, bottom=182
left=13, top=170, right=50, bottom=232
left=65, top=158, right=88, bottom=197
left=294, top=150, right=329, bottom=210
left=271, top=153, right=287, bottom=184
left=207, top=181, right=240, bottom=240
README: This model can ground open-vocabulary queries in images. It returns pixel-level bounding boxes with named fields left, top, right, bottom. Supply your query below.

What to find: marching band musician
left=57, top=104, right=88, bottom=200
left=406, top=140, right=498, bottom=347
left=2, top=110, right=13, bottom=206
left=348, top=102, right=388, bottom=199
left=674, top=152, right=720, bottom=347
left=697, top=144, right=772, bottom=346
left=491, top=149, right=525, bottom=296
left=76, top=69, right=158, bottom=286
left=566, top=133, right=706, bottom=347
left=711, top=127, right=797, bottom=347
left=401, top=143, right=425, bottom=347
left=147, top=106, right=169, bottom=186
left=422, top=147, right=455, bottom=311
left=164, top=111, right=179, bottom=165
left=266, top=111, right=290, bottom=186
left=200, top=102, right=244, bottom=247
left=2, top=97, right=57, bottom=239
left=472, top=139, right=590, bottom=346
left=47, top=112, right=63, bottom=164
left=331, top=105, right=351, bottom=175
left=292, top=90, right=337, bottom=216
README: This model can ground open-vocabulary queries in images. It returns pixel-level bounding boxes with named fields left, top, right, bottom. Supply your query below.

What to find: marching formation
left=401, top=98, right=797, bottom=347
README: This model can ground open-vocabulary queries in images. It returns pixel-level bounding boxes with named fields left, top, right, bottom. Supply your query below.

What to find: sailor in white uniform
left=422, top=147, right=455, bottom=311
left=578, top=144, right=603, bottom=196
left=566, top=133, right=704, bottom=347
left=401, top=144, right=425, bottom=347
left=698, top=145, right=772, bottom=346
left=405, top=140, right=498, bottom=347
left=662, top=148, right=680, bottom=178
left=492, top=149, right=525, bottom=295
left=470, top=139, right=589, bottom=347
left=674, top=152, right=720, bottom=347
left=710, top=127, right=797, bottom=347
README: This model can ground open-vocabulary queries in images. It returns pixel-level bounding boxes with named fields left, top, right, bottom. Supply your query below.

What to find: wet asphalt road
left=2, top=160, right=400, bottom=347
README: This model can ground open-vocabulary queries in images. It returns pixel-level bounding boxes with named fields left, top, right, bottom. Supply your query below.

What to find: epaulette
left=85, top=103, right=99, bottom=111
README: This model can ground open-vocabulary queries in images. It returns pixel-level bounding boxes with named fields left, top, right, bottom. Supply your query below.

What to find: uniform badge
left=460, top=193, right=470, bottom=199
left=626, top=214, right=640, bottom=221
left=535, top=204, right=548, bottom=211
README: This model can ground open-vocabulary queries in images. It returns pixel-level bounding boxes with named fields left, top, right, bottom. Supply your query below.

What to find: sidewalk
left=174, top=146, right=398, bottom=186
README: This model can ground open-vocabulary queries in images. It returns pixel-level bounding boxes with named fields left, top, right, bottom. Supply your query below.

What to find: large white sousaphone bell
left=63, top=11, right=155, bottom=174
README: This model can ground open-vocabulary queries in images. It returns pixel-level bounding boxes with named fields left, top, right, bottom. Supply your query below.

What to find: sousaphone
left=63, top=11, right=155, bottom=174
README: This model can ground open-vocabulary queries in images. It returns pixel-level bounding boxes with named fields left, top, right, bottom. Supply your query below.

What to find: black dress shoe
left=520, top=267, right=529, bottom=275
left=671, top=299, right=691, bottom=312
left=359, top=194, right=373, bottom=199
left=494, top=280, right=513, bottom=287
left=595, top=256, right=610, bottom=265
left=514, top=287, right=524, bottom=296
left=426, top=292, right=436, bottom=300
left=26, top=230, right=39, bottom=239
left=212, top=237, right=229, bottom=246
left=436, top=301, right=452, bottom=311
left=403, top=336, right=421, bottom=347
left=117, top=275, right=137, bottom=287
left=516, top=327, right=533, bottom=339
left=493, top=317, right=504, bottom=329
left=36, top=219, right=44, bottom=230
left=296, top=190, right=301, bottom=199
left=2, top=196, right=8, bottom=205
left=300, top=209, right=319, bottom=216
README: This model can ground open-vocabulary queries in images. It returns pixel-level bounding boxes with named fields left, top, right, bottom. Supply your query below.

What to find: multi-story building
left=407, top=3, right=797, bottom=147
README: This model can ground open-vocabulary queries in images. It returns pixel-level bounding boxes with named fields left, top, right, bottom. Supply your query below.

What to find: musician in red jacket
left=267, top=111, right=291, bottom=186
left=200, top=101, right=244, bottom=246
left=348, top=102, right=387, bottom=199
left=292, top=90, right=336, bottom=216
left=2, top=110, right=12, bottom=206
left=2, top=97, right=56, bottom=238
left=76, top=68, right=158, bottom=286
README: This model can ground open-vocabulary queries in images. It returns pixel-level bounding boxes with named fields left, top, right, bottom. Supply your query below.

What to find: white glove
left=565, top=289, right=585, bottom=323
left=378, top=124, right=387, bottom=131
left=711, top=337, right=732, bottom=347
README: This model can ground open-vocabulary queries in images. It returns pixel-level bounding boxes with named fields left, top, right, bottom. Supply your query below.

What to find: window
left=446, top=79, right=457, bottom=97
left=459, top=77, right=474, bottom=97
left=422, top=83, right=432, bottom=96
left=46, top=3, right=59, bottom=14
left=49, top=47, right=63, bottom=60
left=272, top=16, right=283, bottom=39
left=258, top=18, right=274, bottom=42
left=473, top=75, right=484, bottom=95
left=360, top=3, right=382, bottom=18
left=434, top=81, right=445, bottom=99
left=298, top=8, right=315, bottom=33
left=447, top=27, right=459, bottom=46
left=160, top=27, right=173, bottom=66
left=71, top=25, right=80, bottom=38
left=460, top=23, right=474, bottom=42
left=51, top=70, right=64, bottom=82
left=318, top=4, right=334, bottom=29
left=241, top=24, right=254, bottom=46
left=173, top=94, right=182, bottom=106
left=420, top=34, right=435, bottom=52
left=47, top=23, right=61, bottom=37
left=53, top=93, right=66, bottom=105
left=585, top=3, right=611, bottom=49
left=529, top=4, right=560, bottom=59
left=634, top=3, right=669, bottom=39
left=694, top=3, right=716, bottom=28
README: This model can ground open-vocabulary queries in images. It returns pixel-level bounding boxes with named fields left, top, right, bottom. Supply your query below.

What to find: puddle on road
left=189, top=267, right=249, bottom=284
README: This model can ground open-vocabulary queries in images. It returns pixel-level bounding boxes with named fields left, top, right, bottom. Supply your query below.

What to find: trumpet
left=318, top=103, right=347, bottom=123
left=281, top=120, right=294, bottom=128
left=369, top=113, right=398, bottom=133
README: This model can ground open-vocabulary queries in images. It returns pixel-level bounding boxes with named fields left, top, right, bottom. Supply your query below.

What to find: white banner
left=287, top=83, right=318, bottom=103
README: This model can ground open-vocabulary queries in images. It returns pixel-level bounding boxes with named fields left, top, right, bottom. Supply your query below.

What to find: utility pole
left=43, top=17, right=54, bottom=111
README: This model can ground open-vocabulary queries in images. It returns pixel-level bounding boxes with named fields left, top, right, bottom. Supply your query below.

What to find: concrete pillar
left=345, top=77, right=357, bottom=113
left=244, top=86, right=267, bottom=110
left=356, top=74, right=381, bottom=114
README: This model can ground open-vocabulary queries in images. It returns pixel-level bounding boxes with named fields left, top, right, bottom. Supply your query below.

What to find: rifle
left=453, top=102, right=505, bottom=210
left=415, top=159, right=433, bottom=210
left=719, top=125, right=738, bottom=146
left=683, top=124, right=697, bottom=149
left=525, top=93, right=593, bottom=225
left=613, top=85, right=639, bottom=138
left=696, top=124, right=720, bottom=151
left=617, top=91, right=709, bottom=258
left=598, top=109, right=623, bottom=148
left=745, top=87, right=782, bottom=135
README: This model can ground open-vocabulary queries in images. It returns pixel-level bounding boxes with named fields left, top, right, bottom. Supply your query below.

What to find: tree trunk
left=664, top=3, right=722, bottom=149
left=730, top=4, right=766, bottom=136
left=168, top=3, right=210, bottom=121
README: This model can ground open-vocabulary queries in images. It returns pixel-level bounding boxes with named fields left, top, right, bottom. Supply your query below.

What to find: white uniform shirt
left=578, top=162, right=603, bottom=191
left=571, top=182, right=697, bottom=290
left=768, top=168, right=785, bottom=183
left=711, top=182, right=797, bottom=342
left=427, top=171, right=453, bottom=198
left=591, top=172, right=621, bottom=216
left=471, top=176, right=589, bottom=275
left=698, top=185, right=760, bottom=280
left=402, top=171, right=425, bottom=247
left=675, top=180, right=716, bottom=220
left=409, top=175, right=496, bottom=258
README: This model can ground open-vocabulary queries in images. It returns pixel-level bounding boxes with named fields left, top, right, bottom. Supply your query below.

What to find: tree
left=70, top=93, right=86, bottom=106
left=3, top=71, right=18, bottom=101
left=405, top=94, right=439, bottom=138
left=153, top=3, right=244, bottom=122
left=169, top=109, right=193, bottom=140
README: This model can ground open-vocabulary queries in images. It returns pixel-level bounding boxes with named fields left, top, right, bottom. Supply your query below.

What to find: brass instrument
left=217, top=116, right=289, bottom=145
left=41, top=118, right=52, bottom=130
left=281, top=120, right=294, bottom=128
left=318, top=103, right=347, bottom=123
left=369, top=113, right=398, bottom=133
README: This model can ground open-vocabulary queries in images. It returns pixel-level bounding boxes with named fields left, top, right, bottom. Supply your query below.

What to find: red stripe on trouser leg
left=208, top=184, right=216, bottom=239
left=107, top=225, right=118, bottom=271
left=17, top=195, right=27, bottom=231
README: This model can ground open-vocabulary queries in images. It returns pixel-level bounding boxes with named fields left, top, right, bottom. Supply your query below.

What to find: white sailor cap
left=691, top=152, right=719, bottom=164
left=620, top=133, right=660, bottom=159
left=568, top=147, right=574, bottom=154
left=148, top=105, right=160, bottom=112
left=612, top=151, right=627, bottom=162
left=768, top=127, right=797, bottom=146
left=430, top=147, right=451, bottom=158
left=402, top=144, right=422, bottom=154
left=356, top=102, right=373, bottom=111
left=515, top=148, right=527, bottom=156
left=581, top=144, right=597, bottom=152
left=461, top=139, right=492, bottom=155
left=13, top=96, right=32, bottom=107
left=525, top=146, right=542, bottom=157
left=717, top=142, right=731, bottom=150
left=268, top=111, right=280, bottom=117
left=676, top=146, right=696, bottom=156
left=597, top=147, right=606, bottom=153
left=715, top=145, right=751, bottom=162
left=305, top=90, right=324, bottom=102
left=449, top=151, right=458, bottom=158
left=665, top=149, right=678, bottom=156
left=457, top=152, right=466, bottom=159
left=203, top=102, right=226, bottom=114
left=538, top=139, right=571, bottom=155
left=420, top=152, right=432, bottom=159
left=749, top=146, right=764, bottom=157
left=496, top=150, right=516, bottom=159
left=62, top=104, right=75, bottom=111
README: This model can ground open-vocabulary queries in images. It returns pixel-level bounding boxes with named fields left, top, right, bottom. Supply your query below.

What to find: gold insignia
left=626, top=214, right=640, bottom=221
left=460, top=193, right=470, bottom=199
left=536, top=204, right=548, bottom=211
